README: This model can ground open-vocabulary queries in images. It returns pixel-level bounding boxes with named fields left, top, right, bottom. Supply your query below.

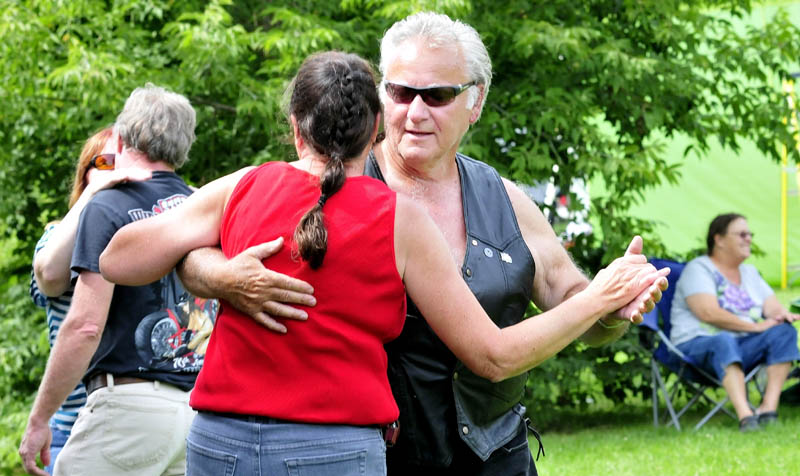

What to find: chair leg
left=670, top=379, right=738, bottom=430
left=652, top=362, right=658, bottom=427
left=652, top=360, right=681, bottom=430
left=752, top=366, right=767, bottom=398
left=694, top=395, right=730, bottom=430
left=674, top=386, right=705, bottom=422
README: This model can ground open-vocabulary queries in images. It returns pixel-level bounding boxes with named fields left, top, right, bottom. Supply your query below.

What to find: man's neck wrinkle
left=381, top=147, right=458, bottom=186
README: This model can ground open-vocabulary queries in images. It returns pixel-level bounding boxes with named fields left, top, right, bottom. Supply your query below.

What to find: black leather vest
left=365, top=152, right=535, bottom=466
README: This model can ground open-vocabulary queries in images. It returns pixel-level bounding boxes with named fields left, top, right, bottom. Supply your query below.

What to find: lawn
left=533, top=405, right=800, bottom=476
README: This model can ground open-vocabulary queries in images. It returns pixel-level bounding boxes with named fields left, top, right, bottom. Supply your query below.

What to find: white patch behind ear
left=378, top=82, right=389, bottom=106
left=465, top=85, right=478, bottom=109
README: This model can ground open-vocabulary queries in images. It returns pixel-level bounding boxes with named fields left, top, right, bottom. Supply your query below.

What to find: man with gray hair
left=368, top=19, right=658, bottom=474
left=19, top=84, right=214, bottom=476
left=176, top=12, right=665, bottom=476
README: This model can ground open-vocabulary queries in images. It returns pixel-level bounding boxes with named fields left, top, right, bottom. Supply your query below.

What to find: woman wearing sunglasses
left=29, top=127, right=150, bottom=472
left=100, top=51, right=666, bottom=475
left=670, top=213, right=800, bottom=432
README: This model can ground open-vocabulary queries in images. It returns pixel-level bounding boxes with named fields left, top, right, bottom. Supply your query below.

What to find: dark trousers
left=387, top=420, right=538, bottom=476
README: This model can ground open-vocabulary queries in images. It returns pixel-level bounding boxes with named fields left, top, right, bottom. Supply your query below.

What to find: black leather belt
left=86, top=373, right=151, bottom=395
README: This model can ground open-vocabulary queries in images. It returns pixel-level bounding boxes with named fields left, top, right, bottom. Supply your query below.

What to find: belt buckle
left=87, top=373, right=107, bottom=396
left=382, top=420, right=400, bottom=447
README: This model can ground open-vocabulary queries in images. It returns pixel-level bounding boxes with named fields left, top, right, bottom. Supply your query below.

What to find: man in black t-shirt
left=19, top=84, right=214, bottom=476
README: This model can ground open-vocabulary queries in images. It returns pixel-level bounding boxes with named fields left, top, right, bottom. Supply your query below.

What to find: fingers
left=253, top=312, right=288, bottom=334
left=615, top=254, right=648, bottom=265
left=251, top=304, right=314, bottom=333
left=96, top=168, right=152, bottom=191
left=650, top=284, right=663, bottom=304
left=246, top=237, right=285, bottom=260
left=638, top=280, right=663, bottom=310
left=263, top=301, right=311, bottom=320
left=241, top=239, right=315, bottom=296
left=616, top=278, right=662, bottom=323
left=629, top=297, right=647, bottom=323
left=624, top=235, right=643, bottom=256
left=602, top=263, right=669, bottom=327
left=40, top=446, right=50, bottom=471
left=613, top=299, right=641, bottom=324
left=635, top=267, right=670, bottom=292
left=630, top=312, right=644, bottom=325
left=19, top=446, right=48, bottom=476
left=269, top=275, right=316, bottom=299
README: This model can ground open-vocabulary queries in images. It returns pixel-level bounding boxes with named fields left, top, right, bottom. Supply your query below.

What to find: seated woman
left=99, top=51, right=667, bottom=475
left=670, top=213, right=800, bottom=431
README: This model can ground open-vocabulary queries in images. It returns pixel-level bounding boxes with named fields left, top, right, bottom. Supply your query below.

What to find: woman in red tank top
left=101, top=51, right=668, bottom=475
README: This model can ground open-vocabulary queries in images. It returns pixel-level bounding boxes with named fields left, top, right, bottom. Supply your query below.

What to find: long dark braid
left=291, top=52, right=380, bottom=269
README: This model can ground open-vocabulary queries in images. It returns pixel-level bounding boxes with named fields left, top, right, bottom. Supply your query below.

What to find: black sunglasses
left=383, top=81, right=476, bottom=107
left=89, top=153, right=115, bottom=170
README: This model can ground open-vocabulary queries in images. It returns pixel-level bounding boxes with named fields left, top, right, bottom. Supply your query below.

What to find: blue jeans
left=46, top=426, right=69, bottom=474
left=677, top=323, right=800, bottom=380
left=186, top=412, right=386, bottom=476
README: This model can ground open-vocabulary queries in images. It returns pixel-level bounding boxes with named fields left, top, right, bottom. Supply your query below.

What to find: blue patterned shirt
left=30, top=224, right=88, bottom=434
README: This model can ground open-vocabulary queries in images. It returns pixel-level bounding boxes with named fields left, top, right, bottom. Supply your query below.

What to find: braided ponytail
left=293, top=154, right=344, bottom=269
left=290, top=52, right=380, bottom=269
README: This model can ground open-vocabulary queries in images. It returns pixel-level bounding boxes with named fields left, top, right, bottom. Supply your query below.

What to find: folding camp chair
left=639, top=258, right=762, bottom=430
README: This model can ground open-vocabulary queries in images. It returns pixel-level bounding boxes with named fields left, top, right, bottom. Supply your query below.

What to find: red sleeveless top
left=189, top=162, right=406, bottom=425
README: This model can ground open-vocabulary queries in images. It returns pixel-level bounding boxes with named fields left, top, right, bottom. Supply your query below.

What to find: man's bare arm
left=502, top=179, right=665, bottom=346
left=19, top=272, right=113, bottom=475
left=177, top=241, right=316, bottom=334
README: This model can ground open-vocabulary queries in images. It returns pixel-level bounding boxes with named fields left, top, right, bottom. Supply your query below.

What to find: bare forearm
left=30, top=272, right=112, bottom=424
left=538, top=273, right=628, bottom=346
left=33, top=203, right=88, bottom=296
left=489, top=290, right=609, bottom=380
left=176, top=246, right=231, bottom=299
left=581, top=318, right=631, bottom=346
left=761, top=295, right=787, bottom=321
left=700, top=309, right=759, bottom=332
left=100, top=227, right=184, bottom=286
left=28, top=322, right=100, bottom=425
left=176, top=240, right=315, bottom=333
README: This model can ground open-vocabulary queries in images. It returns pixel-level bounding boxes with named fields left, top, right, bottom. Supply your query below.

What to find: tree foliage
left=1, top=0, right=799, bottom=466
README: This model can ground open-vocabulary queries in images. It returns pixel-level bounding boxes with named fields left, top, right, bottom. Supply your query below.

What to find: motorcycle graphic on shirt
left=134, top=267, right=218, bottom=372
left=129, top=192, right=218, bottom=372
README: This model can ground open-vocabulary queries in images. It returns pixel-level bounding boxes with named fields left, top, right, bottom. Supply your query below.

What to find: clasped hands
left=595, top=236, right=670, bottom=327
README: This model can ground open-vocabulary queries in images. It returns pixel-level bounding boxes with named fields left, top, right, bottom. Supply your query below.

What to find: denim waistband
left=202, top=411, right=290, bottom=425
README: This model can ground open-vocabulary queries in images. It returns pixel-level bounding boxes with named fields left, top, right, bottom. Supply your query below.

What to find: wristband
left=597, top=317, right=627, bottom=329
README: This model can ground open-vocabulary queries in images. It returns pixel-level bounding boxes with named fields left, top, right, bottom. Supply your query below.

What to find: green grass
left=533, top=405, right=800, bottom=476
